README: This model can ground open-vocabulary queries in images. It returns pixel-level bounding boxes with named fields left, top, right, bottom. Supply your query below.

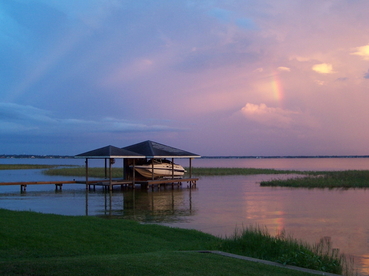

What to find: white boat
left=130, top=159, right=186, bottom=179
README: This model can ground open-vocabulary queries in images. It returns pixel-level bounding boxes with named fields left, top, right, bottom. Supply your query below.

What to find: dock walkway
left=0, top=181, right=77, bottom=192
left=0, top=178, right=198, bottom=192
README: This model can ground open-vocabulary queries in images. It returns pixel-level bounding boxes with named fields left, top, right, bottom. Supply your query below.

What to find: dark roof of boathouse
left=75, top=145, right=145, bottom=159
left=122, top=140, right=200, bottom=159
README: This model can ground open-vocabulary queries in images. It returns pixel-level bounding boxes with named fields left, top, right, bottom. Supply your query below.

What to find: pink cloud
left=240, top=103, right=299, bottom=128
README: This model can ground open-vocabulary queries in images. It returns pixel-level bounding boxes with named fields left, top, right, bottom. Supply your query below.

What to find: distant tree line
left=0, top=155, right=73, bottom=159
left=201, top=155, right=369, bottom=159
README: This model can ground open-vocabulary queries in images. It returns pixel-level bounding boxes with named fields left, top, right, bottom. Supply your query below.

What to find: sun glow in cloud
left=351, top=44, right=369, bottom=60
left=312, top=63, right=334, bottom=74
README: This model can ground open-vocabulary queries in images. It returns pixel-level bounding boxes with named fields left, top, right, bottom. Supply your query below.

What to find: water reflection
left=84, top=187, right=197, bottom=224
left=0, top=185, right=196, bottom=223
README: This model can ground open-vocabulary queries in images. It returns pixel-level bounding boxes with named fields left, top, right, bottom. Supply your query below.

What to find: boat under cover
left=130, top=159, right=186, bottom=179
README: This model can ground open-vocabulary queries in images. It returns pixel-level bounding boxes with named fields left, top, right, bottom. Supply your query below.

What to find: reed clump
left=261, top=170, right=369, bottom=188
left=219, top=225, right=352, bottom=275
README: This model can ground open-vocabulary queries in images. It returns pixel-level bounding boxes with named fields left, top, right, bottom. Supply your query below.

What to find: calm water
left=1, top=157, right=369, bottom=275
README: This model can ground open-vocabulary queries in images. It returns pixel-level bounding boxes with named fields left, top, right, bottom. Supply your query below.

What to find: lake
left=1, top=157, right=369, bottom=275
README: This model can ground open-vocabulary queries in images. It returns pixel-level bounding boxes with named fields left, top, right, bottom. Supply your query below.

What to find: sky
left=1, top=0, right=369, bottom=156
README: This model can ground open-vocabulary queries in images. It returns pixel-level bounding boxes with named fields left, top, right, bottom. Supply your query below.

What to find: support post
left=171, top=158, right=174, bottom=189
left=151, top=159, right=154, bottom=180
left=85, top=158, right=89, bottom=190
left=105, top=158, right=108, bottom=179
left=122, top=159, right=125, bottom=181
left=55, top=184, right=63, bottom=191
left=172, top=158, right=174, bottom=179
left=109, top=158, right=113, bottom=191
left=132, top=159, right=136, bottom=189
left=20, top=185, right=26, bottom=193
left=189, top=158, right=192, bottom=178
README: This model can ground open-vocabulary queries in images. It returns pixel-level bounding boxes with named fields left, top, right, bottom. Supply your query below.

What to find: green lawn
left=0, top=209, right=345, bottom=276
left=0, top=252, right=320, bottom=276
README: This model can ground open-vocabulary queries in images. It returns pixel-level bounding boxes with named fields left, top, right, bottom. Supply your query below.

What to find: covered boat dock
left=75, top=141, right=201, bottom=191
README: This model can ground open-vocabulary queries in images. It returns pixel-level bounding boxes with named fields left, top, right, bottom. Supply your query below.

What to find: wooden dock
left=0, top=181, right=78, bottom=192
left=0, top=178, right=198, bottom=192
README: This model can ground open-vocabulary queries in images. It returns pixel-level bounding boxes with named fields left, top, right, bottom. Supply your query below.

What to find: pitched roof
left=122, top=140, right=200, bottom=158
left=75, top=145, right=145, bottom=159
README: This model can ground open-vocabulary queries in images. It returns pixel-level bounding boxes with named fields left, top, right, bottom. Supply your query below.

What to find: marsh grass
left=219, top=225, right=353, bottom=275
left=43, top=166, right=299, bottom=178
left=43, top=167, right=124, bottom=178
left=188, top=167, right=298, bottom=176
left=260, top=170, right=369, bottom=188
left=0, top=164, right=63, bottom=170
left=42, top=167, right=369, bottom=188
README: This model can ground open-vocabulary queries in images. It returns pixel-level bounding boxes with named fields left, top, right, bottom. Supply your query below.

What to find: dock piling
left=20, top=185, right=27, bottom=193
left=55, top=184, right=63, bottom=191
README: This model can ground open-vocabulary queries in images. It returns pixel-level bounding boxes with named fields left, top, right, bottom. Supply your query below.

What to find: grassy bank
left=260, top=170, right=369, bottom=188
left=221, top=226, right=349, bottom=275
left=10, top=164, right=369, bottom=189
left=0, top=164, right=62, bottom=170
left=42, top=166, right=298, bottom=178
left=0, top=209, right=348, bottom=275
left=43, top=167, right=122, bottom=178
left=188, top=167, right=297, bottom=176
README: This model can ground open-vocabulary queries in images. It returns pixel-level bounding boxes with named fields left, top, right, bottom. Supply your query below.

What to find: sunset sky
left=2, top=0, right=369, bottom=156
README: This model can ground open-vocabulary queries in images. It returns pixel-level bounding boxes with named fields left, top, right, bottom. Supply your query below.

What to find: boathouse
left=76, top=141, right=200, bottom=190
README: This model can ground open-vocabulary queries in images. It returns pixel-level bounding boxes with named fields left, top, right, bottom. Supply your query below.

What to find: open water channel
left=1, top=157, right=369, bottom=275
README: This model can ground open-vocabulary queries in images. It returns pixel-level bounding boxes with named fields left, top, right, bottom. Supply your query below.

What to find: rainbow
left=270, top=71, right=284, bottom=104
